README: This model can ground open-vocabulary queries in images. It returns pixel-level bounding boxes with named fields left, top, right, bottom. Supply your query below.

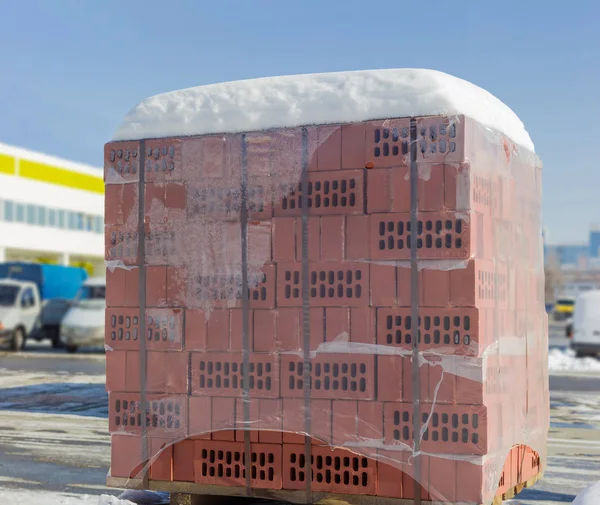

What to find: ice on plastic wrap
left=103, top=69, right=547, bottom=505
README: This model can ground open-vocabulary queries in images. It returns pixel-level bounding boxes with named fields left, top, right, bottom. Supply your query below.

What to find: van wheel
left=66, top=345, right=78, bottom=354
left=9, top=328, right=25, bottom=352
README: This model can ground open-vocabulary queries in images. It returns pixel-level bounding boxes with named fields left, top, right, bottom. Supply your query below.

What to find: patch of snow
left=548, top=348, right=600, bottom=373
left=573, top=482, right=600, bottom=504
left=0, top=489, right=131, bottom=505
left=113, top=68, right=534, bottom=151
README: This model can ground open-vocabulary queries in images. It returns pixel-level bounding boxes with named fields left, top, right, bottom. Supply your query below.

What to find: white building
left=0, top=142, right=104, bottom=275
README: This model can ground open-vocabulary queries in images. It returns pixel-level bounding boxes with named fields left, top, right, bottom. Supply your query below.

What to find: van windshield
left=0, top=285, right=19, bottom=307
left=76, top=285, right=106, bottom=302
left=557, top=299, right=575, bottom=306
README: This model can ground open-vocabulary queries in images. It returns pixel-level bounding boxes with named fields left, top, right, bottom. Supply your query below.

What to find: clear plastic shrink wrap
left=104, top=69, right=548, bottom=505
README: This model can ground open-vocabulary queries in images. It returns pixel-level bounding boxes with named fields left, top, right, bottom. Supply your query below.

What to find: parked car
left=0, top=262, right=87, bottom=350
left=570, top=290, right=600, bottom=357
left=27, top=298, right=74, bottom=348
left=60, top=277, right=106, bottom=353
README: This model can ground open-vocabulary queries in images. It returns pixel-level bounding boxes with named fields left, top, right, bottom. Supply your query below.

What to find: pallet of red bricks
left=104, top=69, right=548, bottom=505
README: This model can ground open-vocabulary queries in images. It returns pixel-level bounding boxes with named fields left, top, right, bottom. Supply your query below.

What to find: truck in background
left=0, top=262, right=88, bottom=350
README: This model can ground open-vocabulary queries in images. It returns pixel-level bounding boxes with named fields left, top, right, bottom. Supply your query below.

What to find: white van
left=570, top=290, right=600, bottom=357
left=60, top=277, right=106, bottom=353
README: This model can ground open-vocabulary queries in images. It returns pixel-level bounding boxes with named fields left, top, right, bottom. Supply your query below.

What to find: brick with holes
left=273, top=169, right=365, bottom=217
left=383, top=402, right=489, bottom=456
left=376, top=449, right=430, bottom=500
left=364, top=119, right=411, bottom=169
left=376, top=306, right=482, bottom=356
left=281, top=354, right=375, bottom=400
left=282, top=444, right=377, bottom=494
left=277, top=262, right=370, bottom=308
left=416, top=116, right=465, bottom=163
left=108, top=393, right=188, bottom=439
left=190, top=352, right=280, bottom=398
left=105, top=225, right=138, bottom=266
left=449, top=259, right=509, bottom=310
left=193, top=440, right=283, bottom=489
left=144, top=139, right=183, bottom=182
left=369, top=211, right=471, bottom=261
left=104, top=141, right=141, bottom=184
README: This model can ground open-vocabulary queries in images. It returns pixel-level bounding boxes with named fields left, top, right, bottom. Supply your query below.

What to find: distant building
left=0, top=142, right=104, bottom=275
left=590, top=225, right=600, bottom=258
left=545, top=243, right=588, bottom=266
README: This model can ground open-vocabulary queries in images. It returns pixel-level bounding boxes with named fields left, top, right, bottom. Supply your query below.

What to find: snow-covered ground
left=549, top=348, right=600, bottom=374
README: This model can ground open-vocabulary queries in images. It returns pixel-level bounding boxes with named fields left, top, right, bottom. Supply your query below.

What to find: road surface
left=1, top=330, right=600, bottom=504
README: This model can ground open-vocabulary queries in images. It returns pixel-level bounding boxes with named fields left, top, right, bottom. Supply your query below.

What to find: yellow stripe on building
left=19, top=159, right=104, bottom=194
left=0, top=153, right=16, bottom=175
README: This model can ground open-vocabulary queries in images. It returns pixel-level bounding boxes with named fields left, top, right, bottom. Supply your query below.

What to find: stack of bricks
left=104, top=114, right=547, bottom=504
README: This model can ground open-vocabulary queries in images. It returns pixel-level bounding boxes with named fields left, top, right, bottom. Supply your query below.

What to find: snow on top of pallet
left=113, top=68, right=534, bottom=151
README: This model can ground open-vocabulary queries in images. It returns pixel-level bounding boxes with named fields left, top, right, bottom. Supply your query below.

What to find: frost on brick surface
left=113, top=69, right=535, bottom=151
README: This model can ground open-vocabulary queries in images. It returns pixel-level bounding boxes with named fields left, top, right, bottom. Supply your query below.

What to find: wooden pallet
left=107, top=469, right=543, bottom=505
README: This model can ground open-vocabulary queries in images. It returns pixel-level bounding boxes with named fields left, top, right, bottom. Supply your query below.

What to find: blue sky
left=0, top=0, right=598, bottom=242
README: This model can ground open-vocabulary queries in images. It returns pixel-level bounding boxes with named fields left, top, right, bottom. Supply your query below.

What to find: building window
left=16, top=203, right=25, bottom=223
left=37, top=206, right=46, bottom=226
left=85, top=215, right=93, bottom=232
left=94, top=216, right=103, bottom=234
left=77, top=213, right=84, bottom=230
left=26, top=204, right=36, bottom=225
left=68, top=211, right=76, bottom=230
left=58, top=210, right=66, bottom=229
left=49, top=209, right=56, bottom=227
left=3, top=201, right=13, bottom=222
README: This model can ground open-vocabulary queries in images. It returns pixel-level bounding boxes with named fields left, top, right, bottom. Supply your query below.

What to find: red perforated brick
left=105, top=141, right=141, bottom=184
left=253, top=309, right=276, bottom=352
left=186, top=180, right=272, bottom=221
left=190, top=352, right=279, bottom=398
left=145, top=227, right=180, bottom=267
left=281, top=354, right=375, bottom=400
left=258, top=398, right=283, bottom=444
left=449, top=259, right=508, bottom=309
left=124, top=267, right=140, bottom=307
left=376, top=307, right=480, bottom=356
left=420, top=268, right=450, bottom=307
left=377, top=355, right=404, bottom=402
left=234, top=399, right=259, bottom=443
left=211, top=397, right=236, bottom=441
left=105, top=225, right=138, bottom=266
left=341, top=123, right=366, bottom=169
left=188, top=396, right=212, bottom=439
left=193, top=440, right=282, bottom=489
left=185, top=309, right=207, bottom=351
left=367, top=168, right=393, bottom=213
left=369, top=212, right=471, bottom=260
left=105, top=350, right=126, bottom=392
left=350, top=307, right=376, bottom=344
left=105, top=308, right=183, bottom=351
left=194, top=264, right=276, bottom=310
left=325, top=307, right=349, bottom=342
left=274, top=170, right=365, bottom=216
left=282, top=444, right=377, bottom=495
left=384, top=403, right=488, bottom=455
left=276, top=262, right=369, bottom=307
left=109, top=393, right=187, bottom=438
left=144, top=139, right=183, bottom=182
left=417, top=116, right=465, bottom=163
left=365, top=119, right=411, bottom=168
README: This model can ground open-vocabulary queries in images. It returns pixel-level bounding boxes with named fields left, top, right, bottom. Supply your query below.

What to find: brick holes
left=392, top=408, right=480, bottom=445
left=282, top=268, right=364, bottom=301
left=109, top=313, right=140, bottom=342
left=377, top=218, right=465, bottom=251
left=373, top=126, right=409, bottom=159
left=113, top=397, right=183, bottom=431
left=279, top=178, right=358, bottom=212
left=287, top=360, right=368, bottom=394
left=419, top=122, right=457, bottom=155
left=384, top=314, right=472, bottom=347
left=187, top=186, right=266, bottom=217
left=146, top=144, right=177, bottom=173
left=196, top=358, right=275, bottom=393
